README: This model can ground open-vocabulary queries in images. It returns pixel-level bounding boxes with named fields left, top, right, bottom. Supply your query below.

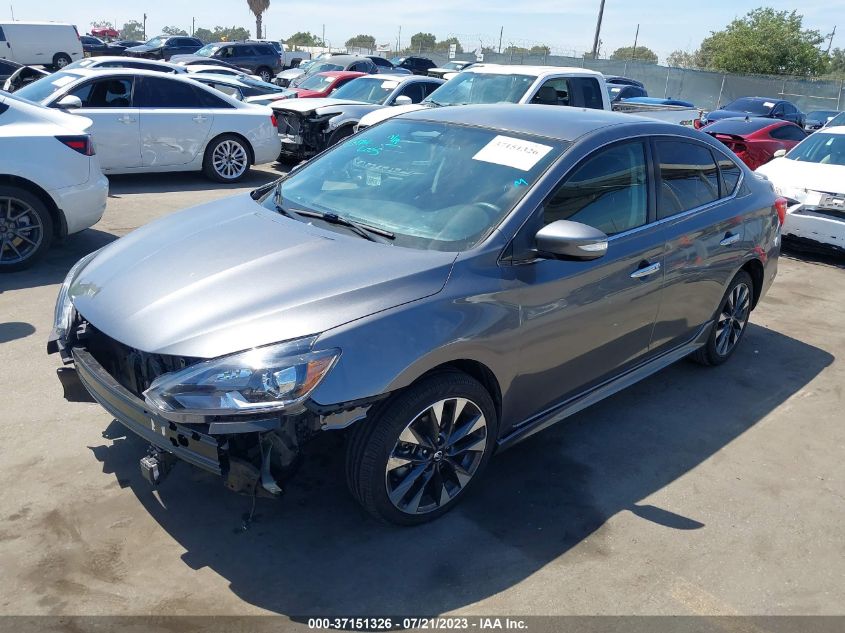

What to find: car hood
left=278, top=68, right=305, bottom=79
left=169, top=54, right=207, bottom=64
left=706, top=109, right=770, bottom=122
left=125, top=44, right=159, bottom=53
left=69, top=194, right=457, bottom=358
left=290, top=88, right=327, bottom=98
left=756, top=157, right=845, bottom=195
left=270, top=97, right=370, bottom=114
left=358, top=103, right=428, bottom=127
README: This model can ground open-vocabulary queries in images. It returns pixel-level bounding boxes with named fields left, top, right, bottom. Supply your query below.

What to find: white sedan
left=756, top=126, right=845, bottom=254
left=14, top=68, right=282, bottom=182
left=0, top=92, right=108, bottom=270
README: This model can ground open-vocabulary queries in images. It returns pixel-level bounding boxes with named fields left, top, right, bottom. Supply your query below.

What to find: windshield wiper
left=294, top=209, right=395, bottom=241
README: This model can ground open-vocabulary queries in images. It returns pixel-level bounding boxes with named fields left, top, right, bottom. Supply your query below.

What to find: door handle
left=630, top=261, right=661, bottom=279
left=192, top=115, right=208, bottom=123
left=719, top=232, right=741, bottom=246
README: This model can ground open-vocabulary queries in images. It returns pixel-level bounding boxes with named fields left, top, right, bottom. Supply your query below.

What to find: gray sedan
left=49, top=105, right=781, bottom=525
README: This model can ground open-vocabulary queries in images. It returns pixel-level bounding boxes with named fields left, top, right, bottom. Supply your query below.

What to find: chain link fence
left=361, top=34, right=845, bottom=113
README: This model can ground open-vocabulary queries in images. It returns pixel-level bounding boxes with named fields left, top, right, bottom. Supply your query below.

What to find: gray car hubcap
left=212, top=140, right=248, bottom=179
left=0, top=197, right=43, bottom=265
left=386, top=397, right=487, bottom=515
left=715, top=282, right=751, bottom=356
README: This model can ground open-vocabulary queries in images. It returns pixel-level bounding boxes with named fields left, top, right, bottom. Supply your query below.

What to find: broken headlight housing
left=52, top=250, right=100, bottom=339
left=143, top=337, right=339, bottom=418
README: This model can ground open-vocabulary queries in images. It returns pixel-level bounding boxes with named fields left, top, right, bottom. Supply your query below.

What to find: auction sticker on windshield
left=473, top=135, right=553, bottom=171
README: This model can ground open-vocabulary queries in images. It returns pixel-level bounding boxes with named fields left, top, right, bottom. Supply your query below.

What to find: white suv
left=0, top=92, right=108, bottom=271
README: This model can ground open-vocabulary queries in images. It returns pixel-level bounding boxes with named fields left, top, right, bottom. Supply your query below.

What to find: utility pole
left=630, top=23, right=639, bottom=60
left=397, top=25, right=402, bottom=53
left=498, top=26, right=503, bottom=54
left=590, top=0, right=606, bottom=59
left=322, top=24, right=325, bottom=49
left=191, top=17, right=195, bottom=36
left=826, top=25, right=836, bottom=54
left=9, top=3, right=13, bottom=20
left=142, top=13, right=147, bottom=40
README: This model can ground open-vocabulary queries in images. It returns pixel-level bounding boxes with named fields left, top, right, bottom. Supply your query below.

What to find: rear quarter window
left=656, top=140, right=720, bottom=218
left=715, top=151, right=742, bottom=196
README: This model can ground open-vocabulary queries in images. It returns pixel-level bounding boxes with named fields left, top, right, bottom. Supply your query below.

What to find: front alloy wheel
left=386, top=397, right=487, bottom=515
left=346, top=371, right=497, bottom=525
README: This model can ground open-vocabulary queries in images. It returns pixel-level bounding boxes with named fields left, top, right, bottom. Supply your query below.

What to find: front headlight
left=143, top=337, right=339, bottom=418
left=52, top=250, right=100, bottom=338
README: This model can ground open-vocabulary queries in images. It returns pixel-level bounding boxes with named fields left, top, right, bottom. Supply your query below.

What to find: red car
left=284, top=71, right=367, bottom=99
left=703, top=116, right=807, bottom=170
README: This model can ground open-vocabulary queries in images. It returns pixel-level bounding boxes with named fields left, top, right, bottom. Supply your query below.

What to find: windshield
left=826, top=112, right=845, bottom=127
left=298, top=74, right=336, bottom=91
left=15, top=72, right=78, bottom=103
left=424, top=72, right=535, bottom=106
left=807, top=110, right=839, bottom=121
left=194, top=44, right=220, bottom=57
left=237, top=75, right=284, bottom=92
left=144, top=37, right=165, bottom=48
left=291, top=63, right=343, bottom=87
left=331, top=77, right=396, bottom=104
left=263, top=119, right=565, bottom=251
left=443, top=62, right=462, bottom=70
left=786, top=133, right=845, bottom=166
left=723, top=98, right=774, bottom=114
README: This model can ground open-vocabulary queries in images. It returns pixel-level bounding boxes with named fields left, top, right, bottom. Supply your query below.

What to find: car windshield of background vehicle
left=144, top=37, right=165, bottom=48
left=264, top=119, right=566, bottom=252
left=238, top=76, right=285, bottom=92
left=724, top=98, right=773, bottom=114
left=14, top=72, right=77, bottom=103
left=331, top=77, right=396, bottom=104
left=825, top=112, right=845, bottom=127
left=786, top=133, right=845, bottom=166
left=298, top=74, right=336, bottom=91
left=424, top=72, right=536, bottom=106
left=194, top=44, right=221, bottom=57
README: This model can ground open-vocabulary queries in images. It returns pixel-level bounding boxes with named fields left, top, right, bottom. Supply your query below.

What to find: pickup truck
left=254, top=40, right=312, bottom=69
left=356, top=65, right=701, bottom=129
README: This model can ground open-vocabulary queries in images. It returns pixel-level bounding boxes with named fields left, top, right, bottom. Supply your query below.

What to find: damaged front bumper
left=50, top=322, right=379, bottom=497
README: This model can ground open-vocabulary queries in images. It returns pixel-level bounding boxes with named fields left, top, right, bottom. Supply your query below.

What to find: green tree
left=667, top=49, right=698, bottom=68
left=409, top=32, right=436, bottom=52
left=286, top=31, right=325, bottom=47
left=120, top=20, right=145, bottom=40
left=247, top=0, right=271, bottom=39
left=697, top=8, right=827, bottom=75
left=530, top=45, right=551, bottom=56
left=193, top=26, right=251, bottom=43
left=90, top=20, right=114, bottom=29
left=827, top=48, right=845, bottom=76
left=435, top=37, right=463, bottom=54
left=610, top=45, right=658, bottom=63
left=345, top=34, right=376, bottom=50
left=162, top=25, right=188, bottom=36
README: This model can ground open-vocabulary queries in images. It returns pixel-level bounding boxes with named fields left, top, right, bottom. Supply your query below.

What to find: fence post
left=717, top=73, right=726, bottom=108
left=839, top=80, right=844, bottom=110
left=664, top=66, right=670, bottom=98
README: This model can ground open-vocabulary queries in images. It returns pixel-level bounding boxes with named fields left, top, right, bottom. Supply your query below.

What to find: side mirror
left=773, top=149, right=787, bottom=158
left=394, top=95, right=413, bottom=106
left=56, top=95, right=83, bottom=110
left=535, top=220, right=608, bottom=260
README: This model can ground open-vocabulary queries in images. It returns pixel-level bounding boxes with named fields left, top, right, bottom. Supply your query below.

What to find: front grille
left=76, top=315, right=201, bottom=399
left=277, top=113, right=301, bottom=136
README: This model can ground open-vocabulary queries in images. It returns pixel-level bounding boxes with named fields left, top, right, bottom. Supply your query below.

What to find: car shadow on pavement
left=89, top=323, right=833, bottom=617
left=0, top=229, right=117, bottom=293
left=780, top=242, right=845, bottom=270
left=107, top=167, right=285, bottom=196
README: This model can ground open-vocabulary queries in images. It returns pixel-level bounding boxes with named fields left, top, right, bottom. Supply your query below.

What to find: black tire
left=52, top=53, right=72, bottom=69
left=256, top=66, right=273, bottom=83
left=346, top=370, right=498, bottom=525
left=0, top=186, right=53, bottom=272
left=202, top=134, right=252, bottom=183
left=327, top=125, right=355, bottom=148
left=692, top=270, right=754, bottom=366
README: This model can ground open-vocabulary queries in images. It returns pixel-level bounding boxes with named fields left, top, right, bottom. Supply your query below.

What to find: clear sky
left=5, top=0, right=840, bottom=62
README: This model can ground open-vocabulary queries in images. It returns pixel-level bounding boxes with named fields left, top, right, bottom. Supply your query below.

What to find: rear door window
left=656, top=140, right=720, bottom=218
left=544, top=141, right=649, bottom=235
left=571, top=77, right=604, bottom=109
left=770, top=125, right=806, bottom=141
left=136, top=76, right=202, bottom=108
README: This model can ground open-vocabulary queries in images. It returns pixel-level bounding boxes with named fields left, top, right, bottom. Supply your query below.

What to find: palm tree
left=247, top=0, right=270, bottom=39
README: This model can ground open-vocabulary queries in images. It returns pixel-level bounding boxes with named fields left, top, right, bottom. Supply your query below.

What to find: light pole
left=590, top=0, right=606, bottom=59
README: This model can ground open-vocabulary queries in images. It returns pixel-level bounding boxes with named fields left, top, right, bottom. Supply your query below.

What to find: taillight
left=270, top=113, right=278, bottom=128
left=774, top=196, right=787, bottom=225
left=56, top=135, right=94, bottom=156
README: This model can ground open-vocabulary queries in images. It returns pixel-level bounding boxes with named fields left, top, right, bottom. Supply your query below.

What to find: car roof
left=190, top=74, right=246, bottom=86
left=353, top=73, right=438, bottom=84
left=315, top=71, right=367, bottom=79
left=817, top=126, right=845, bottom=135
left=464, top=64, right=603, bottom=78
left=398, top=103, right=665, bottom=141
left=728, top=96, right=786, bottom=104
left=76, top=56, right=178, bottom=67
left=703, top=116, right=785, bottom=135
left=325, top=55, right=370, bottom=63
left=55, top=67, right=200, bottom=81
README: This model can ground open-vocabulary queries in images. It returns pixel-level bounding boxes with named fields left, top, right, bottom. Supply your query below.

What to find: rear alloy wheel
left=53, top=53, right=72, bottom=69
left=203, top=135, right=251, bottom=182
left=692, top=270, right=753, bottom=366
left=0, top=187, right=53, bottom=272
left=346, top=371, right=497, bottom=525
left=257, top=67, right=273, bottom=83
